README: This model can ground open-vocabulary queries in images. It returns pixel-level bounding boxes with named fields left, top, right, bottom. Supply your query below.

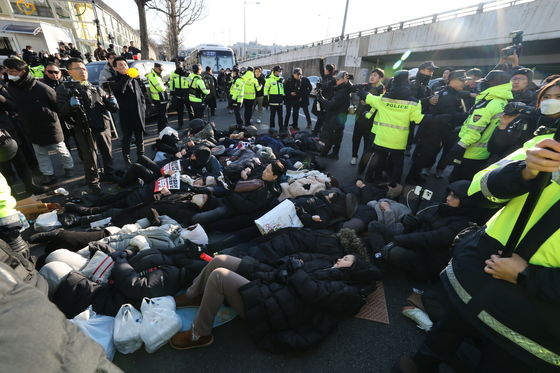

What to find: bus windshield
left=199, top=50, right=234, bottom=73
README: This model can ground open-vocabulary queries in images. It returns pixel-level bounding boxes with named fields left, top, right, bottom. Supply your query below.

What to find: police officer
left=240, top=67, right=261, bottom=126
left=169, top=62, right=191, bottom=129
left=230, top=67, right=244, bottom=126
left=406, top=70, right=471, bottom=184
left=443, top=70, right=513, bottom=182
left=187, top=64, right=210, bottom=119
left=146, top=62, right=169, bottom=131
left=264, top=65, right=284, bottom=129
left=57, top=58, right=119, bottom=194
left=357, top=70, right=424, bottom=197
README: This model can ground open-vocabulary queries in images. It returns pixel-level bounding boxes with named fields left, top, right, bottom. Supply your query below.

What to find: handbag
left=234, top=179, right=264, bottom=193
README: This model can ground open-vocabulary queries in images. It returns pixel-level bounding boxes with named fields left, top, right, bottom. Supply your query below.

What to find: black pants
left=0, top=147, right=35, bottom=190
left=120, top=155, right=161, bottom=187
left=449, top=158, right=486, bottom=183
left=104, top=202, right=196, bottom=227
left=40, top=230, right=108, bottom=253
left=206, top=96, right=216, bottom=115
left=313, top=110, right=325, bottom=135
left=243, top=99, right=254, bottom=126
left=191, top=101, right=205, bottom=119
left=368, top=221, right=400, bottom=252
left=74, top=127, right=114, bottom=186
left=352, top=121, right=373, bottom=158
left=300, top=101, right=312, bottom=127
left=233, top=103, right=243, bottom=125
left=155, top=101, right=168, bottom=131
left=320, top=126, right=344, bottom=157
left=370, top=145, right=405, bottom=185
left=62, top=125, right=82, bottom=161
left=175, top=97, right=189, bottom=128
left=284, top=101, right=300, bottom=128
left=269, top=105, right=283, bottom=129
left=415, top=305, right=533, bottom=373
left=121, top=124, right=144, bottom=160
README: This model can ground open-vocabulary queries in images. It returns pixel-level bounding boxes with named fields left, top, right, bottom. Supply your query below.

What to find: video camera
left=503, top=101, right=535, bottom=116
left=501, top=30, right=524, bottom=57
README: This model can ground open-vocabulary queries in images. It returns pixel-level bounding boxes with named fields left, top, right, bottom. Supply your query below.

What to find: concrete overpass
left=241, top=0, right=560, bottom=81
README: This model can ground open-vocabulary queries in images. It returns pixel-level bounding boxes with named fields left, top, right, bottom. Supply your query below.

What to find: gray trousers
left=186, top=254, right=249, bottom=336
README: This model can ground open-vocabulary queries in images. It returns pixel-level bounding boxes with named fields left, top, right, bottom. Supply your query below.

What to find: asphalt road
left=24, top=100, right=452, bottom=373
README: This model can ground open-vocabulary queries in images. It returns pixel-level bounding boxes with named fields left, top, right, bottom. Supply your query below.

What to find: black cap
left=418, top=61, right=438, bottom=71
left=154, top=63, right=162, bottom=68
left=448, top=70, right=468, bottom=81
left=232, top=67, right=239, bottom=73
left=293, top=68, right=302, bottom=75
left=189, top=118, right=205, bottom=134
left=371, top=68, right=384, bottom=78
left=466, top=68, right=483, bottom=79
left=272, top=65, right=282, bottom=72
left=511, top=67, right=534, bottom=81
left=481, top=70, right=510, bottom=86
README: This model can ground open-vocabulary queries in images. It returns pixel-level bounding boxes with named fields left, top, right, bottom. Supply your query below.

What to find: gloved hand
left=357, top=88, right=369, bottom=101
left=107, top=96, right=118, bottom=106
left=69, top=96, right=81, bottom=108
left=401, top=214, right=420, bottom=229
left=286, top=257, right=304, bottom=273
left=442, top=143, right=466, bottom=166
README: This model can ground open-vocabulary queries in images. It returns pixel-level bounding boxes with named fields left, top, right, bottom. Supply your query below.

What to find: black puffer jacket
left=231, top=228, right=381, bottom=352
left=226, top=179, right=281, bottom=214
left=53, top=247, right=205, bottom=317
left=7, top=71, right=64, bottom=145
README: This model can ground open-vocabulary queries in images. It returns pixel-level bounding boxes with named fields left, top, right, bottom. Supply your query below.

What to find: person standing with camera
left=284, top=68, right=303, bottom=130
left=3, top=58, right=74, bottom=186
left=56, top=58, right=118, bottom=194
left=318, top=71, right=353, bottom=160
left=313, top=59, right=336, bottom=136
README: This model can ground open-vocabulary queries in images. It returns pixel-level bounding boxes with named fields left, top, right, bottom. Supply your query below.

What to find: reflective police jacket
left=440, top=134, right=560, bottom=372
left=457, top=83, right=513, bottom=160
left=169, top=70, right=189, bottom=97
left=364, top=93, right=424, bottom=150
left=230, top=76, right=245, bottom=104
left=264, top=75, right=284, bottom=105
left=29, top=65, right=45, bottom=79
left=187, top=73, right=209, bottom=103
left=145, top=69, right=168, bottom=102
left=0, top=172, right=16, bottom=220
left=241, top=71, right=261, bottom=101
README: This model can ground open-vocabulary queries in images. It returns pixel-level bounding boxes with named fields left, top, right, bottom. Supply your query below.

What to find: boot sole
left=169, top=335, right=214, bottom=350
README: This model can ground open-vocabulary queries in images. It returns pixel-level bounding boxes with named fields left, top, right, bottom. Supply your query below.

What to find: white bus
left=182, top=44, right=236, bottom=74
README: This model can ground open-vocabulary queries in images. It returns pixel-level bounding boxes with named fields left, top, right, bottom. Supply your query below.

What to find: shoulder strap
left=514, top=194, right=560, bottom=261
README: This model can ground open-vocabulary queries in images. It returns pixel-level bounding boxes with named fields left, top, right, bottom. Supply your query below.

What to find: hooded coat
left=7, top=71, right=64, bottom=145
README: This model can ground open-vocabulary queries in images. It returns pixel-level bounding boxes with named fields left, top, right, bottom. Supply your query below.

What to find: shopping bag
left=140, top=296, right=182, bottom=353
left=34, top=211, right=62, bottom=232
left=114, top=304, right=143, bottom=354
left=70, top=306, right=115, bottom=360
left=254, top=199, right=303, bottom=235
left=81, top=251, right=115, bottom=284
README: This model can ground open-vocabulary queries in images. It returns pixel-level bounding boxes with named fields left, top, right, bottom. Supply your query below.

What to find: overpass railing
left=242, top=0, right=535, bottom=62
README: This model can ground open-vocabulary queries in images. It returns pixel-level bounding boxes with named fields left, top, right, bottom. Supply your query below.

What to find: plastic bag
left=81, top=250, right=115, bottom=284
left=70, top=306, right=115, bottom=360
left=180, top=224, right=208, bottom=245
left=34, top=211, right=62, bottom=232
left=114, top=304, right=143, bottom=354
left=254, top=199, right=303, bottom=235
left=140, top=296, right=182, bottom=353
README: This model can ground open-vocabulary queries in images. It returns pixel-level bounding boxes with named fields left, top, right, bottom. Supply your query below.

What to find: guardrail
left=241, top=0, right=535, bottom=62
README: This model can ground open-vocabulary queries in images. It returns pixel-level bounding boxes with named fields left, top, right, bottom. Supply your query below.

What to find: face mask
left=540, top=99, right=560, bottom=115
left=7, top=75, right=20, bottom=81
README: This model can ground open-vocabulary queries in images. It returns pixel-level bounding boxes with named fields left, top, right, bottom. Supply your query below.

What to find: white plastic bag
left=140, top=296, right=181, bottom=353
left=34, top=211, right=62, bottom=232
left=180, top=224, right=208, bottom=245
left=158, top=126, right=179, bottom=140
left=254, top=199, right=303, bottom=235
left=114, top=304, right=143, bottom=354
left=70, top=306, right=115, bottom=360
left=81, top=251, right=115, bottom=284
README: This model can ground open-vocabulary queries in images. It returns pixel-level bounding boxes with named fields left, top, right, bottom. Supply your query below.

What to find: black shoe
left=60, top=213, right=81, bottom=228
left=64, top=202, right=99, bottom=216
left=123, top=154, right=132, bottom=167
left=25, top=183, right=49, bottom=195
left=41, top=175, right=57, bottom=186
left=29, top=229, right=62, bottom=244
left=327, top=152, right=339, bottom=160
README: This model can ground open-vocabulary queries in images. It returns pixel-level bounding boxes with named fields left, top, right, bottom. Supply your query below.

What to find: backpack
left=0, top=239, right=47, bottom=293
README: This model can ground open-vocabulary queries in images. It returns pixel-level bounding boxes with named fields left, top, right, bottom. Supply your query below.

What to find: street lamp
left=243, top=0, right=260, bottom=60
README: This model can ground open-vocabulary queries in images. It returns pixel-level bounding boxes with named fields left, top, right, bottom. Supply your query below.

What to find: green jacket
left=264, top=74, right=284, bottom=105
left=0, top=172, right=16, bottom=219
left=187, top=73, right=210, bottom=103
left=169, top=71, right=189, bottom=96
left=241, top=71, right=261, bottom=100
left=145, top=69, right=168, bottom=102
left=458, top=83, right=513, bottom=160
left=30, top=65, right=45, bottom=79
left=230, top=76, right=245, bottom=104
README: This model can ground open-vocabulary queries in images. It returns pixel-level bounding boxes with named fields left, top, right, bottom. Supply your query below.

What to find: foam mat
left=355, top=281, right=389, bottom=325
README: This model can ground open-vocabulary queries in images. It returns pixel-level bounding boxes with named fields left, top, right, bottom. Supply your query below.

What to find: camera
left=502, top=30, right=523, bottom=57
left=503, top=102, right=535, bottom=116
left=347, top=74, right=354, bottom=80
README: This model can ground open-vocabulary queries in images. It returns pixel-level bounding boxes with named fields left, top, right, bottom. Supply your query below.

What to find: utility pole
left=341, top=0, right=350, bottom=38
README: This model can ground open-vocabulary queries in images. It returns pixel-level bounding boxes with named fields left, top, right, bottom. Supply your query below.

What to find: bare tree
left=134, top=0, right=151, bottom=58
left=147, top=0, right=205, bottom=58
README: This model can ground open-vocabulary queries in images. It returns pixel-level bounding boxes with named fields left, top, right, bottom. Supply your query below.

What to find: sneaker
left=169, top=330, right=213, bottom=350
left=41, top=175, right=57, bottom=186
left=174, top=293, right=202, bottom=308
left=350, top=157, right=357, bottom=165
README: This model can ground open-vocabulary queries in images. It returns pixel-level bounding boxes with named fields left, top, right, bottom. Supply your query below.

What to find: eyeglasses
left=46, top=70, right=61, bottom=74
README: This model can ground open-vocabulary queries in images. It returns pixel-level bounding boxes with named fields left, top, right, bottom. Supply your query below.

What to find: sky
left=112, top=0, right=488, bottom=49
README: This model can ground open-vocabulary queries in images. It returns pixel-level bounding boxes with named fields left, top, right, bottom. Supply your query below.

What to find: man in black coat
left=111, top=57, right=146, bottom=165
left=284, top=68, right=303, bottom=130
left=299, top=72, right=313, bottom=129
left=318, top=71, right=352, bottom=160
left=4, top=58, right=74, bottom=185
left=313, top=59, right=336, bottom=136
left=57, top=58, right=119, bottom=193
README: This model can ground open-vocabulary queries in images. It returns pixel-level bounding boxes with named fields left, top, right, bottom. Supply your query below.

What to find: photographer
left=510, top=67, right=537, bottom=105
left=318, top=71, right=353, bottom=160
left=57, top=58, right=118, bottom=194
left=313, top=59, right=336, bottom=136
